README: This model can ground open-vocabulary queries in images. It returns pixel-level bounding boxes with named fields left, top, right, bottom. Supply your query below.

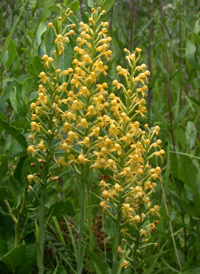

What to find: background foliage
left=0, top=0, right=200, bottom=273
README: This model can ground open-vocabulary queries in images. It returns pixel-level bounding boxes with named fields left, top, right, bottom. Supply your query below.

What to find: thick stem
left=77, top=179, right=86, bottom=274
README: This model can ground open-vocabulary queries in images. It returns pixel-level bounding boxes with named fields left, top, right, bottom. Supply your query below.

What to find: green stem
left=38, top=191, right=45, bottom=274
left=112, top=200, right=122, bottom=274
left=4, top=199, right=17, bottom=223
left=86, top=184, right=94, bottom=251
left=77, top=179, right=86, bottom=274
left=14, top=218, right=20, bottom=248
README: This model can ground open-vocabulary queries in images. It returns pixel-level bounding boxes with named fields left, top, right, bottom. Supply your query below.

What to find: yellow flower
left=27, top=145, right=34, bottom=156
left=77, top=153, right=90, bottom=164
left=39, top=71, right=50, bottom=84
left=42, top=54, right=54, bottom=67
left=31, top=121, right=40, bottom=132
left=35, top=140, right=46, bottom=153
left=121, top=260, right=129, bottom=269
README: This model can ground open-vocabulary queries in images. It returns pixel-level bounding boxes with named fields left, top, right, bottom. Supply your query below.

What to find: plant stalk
left=77, top=179, right=86, bottom=274
left=112, top=200, right=122, bottom=274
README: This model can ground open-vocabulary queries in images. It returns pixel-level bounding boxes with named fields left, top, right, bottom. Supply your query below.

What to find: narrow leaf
left=0, top=118, right=27, bottom=151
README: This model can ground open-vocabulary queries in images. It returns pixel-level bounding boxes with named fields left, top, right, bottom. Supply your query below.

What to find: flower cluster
left=27, top=6, right=76, bottom=185
left=58, top=7, right=112, bottom=174
left=95, top=48, right=165, bottom=267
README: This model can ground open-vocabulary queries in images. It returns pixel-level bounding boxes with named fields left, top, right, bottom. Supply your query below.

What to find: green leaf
left=13, top=155, right=27, bottom=193
left=47, top=201, right=75, bottom=217
left=194, top=194, right=200, bottom=216
left=150, top=37, right=165, bottom=51
left=0, top=118, right=27, bottom=151
left=10, top=87, right=27, bottom=117
left=115, top=13, right=129, bottom=42
left=182, top=268, right=200, bottom=274
left=170, top=190, right=196, bottom=216
left=48, top=3, right=68, bottom=14
left=0, top=0, right=28, bottom=63
left=0, top=155, right=8, bottom=182
left=156, top=58, right=169, bottom=80
left=21, top=77, right=38, bottom=103
left=0, top=216, right=14, bottom=257
left=58, top=44, right=74, bottom=71
left=133, top=17, right=155, bottom=43
left=173, top=103, right=189, bottom=131
left=0, top=242, right=25, bottom=271
left=32, top=55, right=46, bottom=75
left=170, top=64, right=186, bottom=80
left=46, top=28, right=55, bottom=56
left=186, top=40, right=200, bottom=70
left=6, top=39, right=17, bottom=68
left=15, top=233, right=37, bottom=274
left=69, top=1, right=79, bottom=12
left=40, top=0, right=55, bottom=21
left=7, top=139, right=23, bottom=158
left=174, top=126, right=186, bottom=148
left=185, top=121, right=197, bottom=149
left=85, top=248, right=108, bottom=274
left=194, top=19, right=200, bottom=34
left=100, top=0, right=114, bottom=12
left=181, top=14, right=200, bottom=43
left=177, top=155, right=200, bottom=195
left=0, top=79, right=21, bottom=104
left=37, top=0, right=48, bottom=9
left=0, top=187, right=9, bottom=201
left=57, top=265, right=68, bottom=274
left=7, top=176, right=21, bottom=209
left=36, top=22, right=47, bottom=46
left=87, top=0, right=94, bottom=8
